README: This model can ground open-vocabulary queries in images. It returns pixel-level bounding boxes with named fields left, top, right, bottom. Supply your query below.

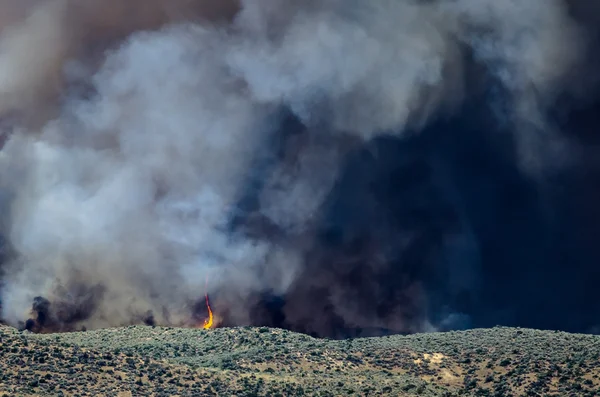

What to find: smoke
left=0, top=0, right=240, bottom=127
left=0, top=0, right=595, bottom=336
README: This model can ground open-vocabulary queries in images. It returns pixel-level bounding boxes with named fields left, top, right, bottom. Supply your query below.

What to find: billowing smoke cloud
left=0, top=0, right=240, bottom=127
left=0, top=0, right=595, bottom=337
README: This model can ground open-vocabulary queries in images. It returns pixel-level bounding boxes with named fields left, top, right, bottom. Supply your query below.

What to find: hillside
left=0, top=324, right=599, bottom=396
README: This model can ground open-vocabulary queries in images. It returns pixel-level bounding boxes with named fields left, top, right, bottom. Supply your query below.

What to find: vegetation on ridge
left=0, top=324, right=599, bottom=396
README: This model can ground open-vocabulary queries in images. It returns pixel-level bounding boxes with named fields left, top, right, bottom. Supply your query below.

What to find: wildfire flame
left=199, top=275, right=214, bottom=329
left=202, top=293, right=214, bottom=329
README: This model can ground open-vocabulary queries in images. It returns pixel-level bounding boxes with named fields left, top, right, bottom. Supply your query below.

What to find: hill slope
left=0, top=325, right=599, bottom=396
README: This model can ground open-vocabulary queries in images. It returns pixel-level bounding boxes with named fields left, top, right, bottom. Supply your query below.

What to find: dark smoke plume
left=0, top=0, right=599, bottom=338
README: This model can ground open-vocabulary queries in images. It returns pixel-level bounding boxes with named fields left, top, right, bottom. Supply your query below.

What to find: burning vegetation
left=202, top=294, right=214, bottom=330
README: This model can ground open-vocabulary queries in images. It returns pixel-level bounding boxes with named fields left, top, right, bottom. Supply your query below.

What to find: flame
left=202, top=293, right=214, bottom=329
left=199, top=275, right=214, bottom=329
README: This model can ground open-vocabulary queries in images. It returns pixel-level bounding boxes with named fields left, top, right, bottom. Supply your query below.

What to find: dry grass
left=0, top=324, right=599, bottom=396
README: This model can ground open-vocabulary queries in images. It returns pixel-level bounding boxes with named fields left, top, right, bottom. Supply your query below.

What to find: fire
left=202, top=293, right=214, bottom=329
left=199, top=275, right=214, bottom=329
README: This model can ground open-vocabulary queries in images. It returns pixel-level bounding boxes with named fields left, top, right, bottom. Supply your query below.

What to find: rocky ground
left=0, top=324, right=599, bottom=396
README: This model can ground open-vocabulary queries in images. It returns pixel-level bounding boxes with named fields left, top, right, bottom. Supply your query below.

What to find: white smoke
left=0, top=0, right=587, bottom=330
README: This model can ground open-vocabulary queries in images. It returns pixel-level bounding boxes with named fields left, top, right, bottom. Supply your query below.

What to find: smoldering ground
left=0, top=0, right=599, bottom=338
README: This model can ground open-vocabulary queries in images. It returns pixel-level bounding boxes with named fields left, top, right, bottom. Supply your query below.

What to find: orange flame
left=202, top=293, right=213, bottom=329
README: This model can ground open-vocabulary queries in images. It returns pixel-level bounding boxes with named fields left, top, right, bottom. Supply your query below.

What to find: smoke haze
left=0, top=0, right=598, bottom=337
